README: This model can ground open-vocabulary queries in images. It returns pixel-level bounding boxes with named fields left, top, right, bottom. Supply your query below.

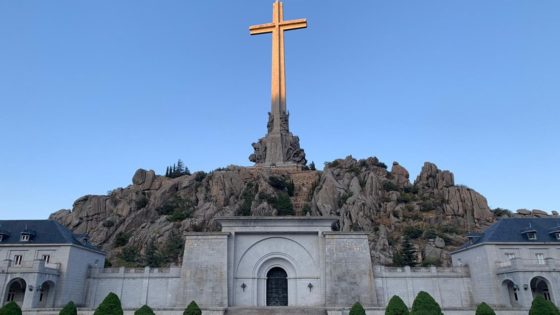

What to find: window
left=42, top=255, right=50, bottom=263
left=20, top=234, right=30, bottom=242
left=527, top=232, right=537, bottom=240
left=505, top=253, right=516, bottom=260
left=0, top=235, right=3, bottom=242
left=14, top=255, right=23, bottom=266
left=536, top=253, right=545, bottom=265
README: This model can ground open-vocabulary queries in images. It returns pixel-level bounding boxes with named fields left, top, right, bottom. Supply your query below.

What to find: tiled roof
left=0, top=220, right=101, bottom=251
left=465, top=217, right=560, bottom=247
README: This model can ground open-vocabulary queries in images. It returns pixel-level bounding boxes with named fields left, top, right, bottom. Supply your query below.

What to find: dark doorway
left=266, top=267, right=288, bottom=306
left=4, top=278, right=26, bottom=306
left=531, top=276, right=552, bottom=301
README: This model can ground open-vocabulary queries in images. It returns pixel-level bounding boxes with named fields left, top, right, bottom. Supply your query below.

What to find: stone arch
left=4, top=278, right=26, bottom=306
left=531, top=276, right=553, bottom=302
left=38, top=280, right=56, bottom=308
left=501, top=279, right=519, bottom=307
left=255, top=254, right=297, bottom=306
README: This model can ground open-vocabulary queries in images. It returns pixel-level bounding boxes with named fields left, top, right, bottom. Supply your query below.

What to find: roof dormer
left=20, top=230, right=36, bottom=242
left=521, top=227, right=538, bottom=241
left=0, top=230, right=9, bottom=242
left=548, top=226, right=560, bottom=240
left=466, top=232, right=483, bottom=244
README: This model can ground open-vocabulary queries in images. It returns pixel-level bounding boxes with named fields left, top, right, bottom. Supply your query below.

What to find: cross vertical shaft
left=250, top=1, right=307, bottom=134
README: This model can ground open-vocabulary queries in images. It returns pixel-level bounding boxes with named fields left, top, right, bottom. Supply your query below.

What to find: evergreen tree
left=385, top=295, right=409, bottom=315
left=94, top=292, right=123, bottom=315
left=309, top=161, right=316, bottom=171
left=183, top=301, right=201, bottom=315
left=410, top=291, right=442, bottom=315
left=349, top=302, right=366, bottom=315
left=144, top=239, right=163, bottom=267
left=401, top=236, right=417, bottom=267
left=59, top=301, right=77, bottom=315
left=134, top=305, right=155, bottom=315
left=177, top=159, right=185, bottom=174
left=0, top=301, right=22, bottom=315
left=530, top=296, right=560, bottom=315
left=475, top=302, right=496, bottom=315
left=165, top=167, right=170, bottom=177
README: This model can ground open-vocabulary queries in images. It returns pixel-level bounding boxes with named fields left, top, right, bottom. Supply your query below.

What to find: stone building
left=0, top=220, right=105, bottom=309
left=3, top=217, right=560, bottom=315
left=451, top=217, right=560, bottom=309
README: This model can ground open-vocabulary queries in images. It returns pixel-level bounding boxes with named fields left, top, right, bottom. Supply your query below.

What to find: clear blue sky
left=1, top=1, right=558, bottom=219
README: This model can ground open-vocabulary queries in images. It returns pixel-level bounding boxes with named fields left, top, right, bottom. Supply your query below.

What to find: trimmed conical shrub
left=0, top=302, right=22, bottom=315
left=410, top=291, right=442, bottom=315
left=529, top=296, right=560, bottom=315
left=134, top=305, right=155, bottom=315
left=94, top=292, right=123, bottom=315
left=183, top=301, right=201, bottom=315
left=475, top=302, right=495, bottom=315
left=349, top=302, right=366, bottom=315
left=59, top=301, right=77, bottom=315
left=386, top=295, right=409, bottom=315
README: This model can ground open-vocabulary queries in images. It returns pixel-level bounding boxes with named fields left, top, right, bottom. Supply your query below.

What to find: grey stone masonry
left=181, top=233, right=229, bottom=308
left=323, top=233, right=377, bottom=307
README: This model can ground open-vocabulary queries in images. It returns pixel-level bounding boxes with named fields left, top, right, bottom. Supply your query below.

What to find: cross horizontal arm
left=249, top=23, right=275, bottom=35
left=279, top=19, right=307, bottom=31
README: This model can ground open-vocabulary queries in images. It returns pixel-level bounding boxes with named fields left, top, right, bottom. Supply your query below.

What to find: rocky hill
left=50, top=156, right=523, bottom=267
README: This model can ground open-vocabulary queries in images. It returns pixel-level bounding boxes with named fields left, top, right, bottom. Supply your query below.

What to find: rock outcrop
left=49, top=157, right=506, bottom=267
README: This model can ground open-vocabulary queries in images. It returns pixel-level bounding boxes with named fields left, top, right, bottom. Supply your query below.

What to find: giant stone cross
left=248, top=1, right=307, bottom=167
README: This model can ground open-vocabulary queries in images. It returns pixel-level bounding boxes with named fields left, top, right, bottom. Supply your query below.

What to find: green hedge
left=59, top=301, right=77, bottom=315
left=475, top=302, right=495, bottom=315
left=410, top=291, right=442, bottom=315
left=0, top=302, right=22, bottom=315
left=134, top=305, right=155, bottom=315
left=94, top=292, right=123, bottom=315
left=386, top=295, right=409, bottom=315
left=349, top=302, right=366, bottom=315
left=529, top=296, right=560, bottom=315
left=183, top=301, right=201, bottom=315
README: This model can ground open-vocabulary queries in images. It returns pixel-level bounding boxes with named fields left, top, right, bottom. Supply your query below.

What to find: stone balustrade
left=495, top=257, right=560, bottom=273
left=374, top=265, right=470, bottom=277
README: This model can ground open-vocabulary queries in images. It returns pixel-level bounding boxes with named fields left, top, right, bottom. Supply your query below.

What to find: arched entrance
left=38, top=281, right=56, bottom=308
left=501, top=279, right=519, bottom=307
left=266, top=267, right=288, bottom=306
left=531, top=276, right=552, bottom=301
left=4, top=278, right=26, bottom=306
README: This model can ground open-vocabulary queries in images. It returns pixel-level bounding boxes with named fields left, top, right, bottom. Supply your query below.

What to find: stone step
left=226, top=306, right=327, bottom=315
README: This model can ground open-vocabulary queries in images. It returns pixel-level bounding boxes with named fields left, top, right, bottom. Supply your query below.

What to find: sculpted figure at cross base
left=248, top=0, right=307, bottom=167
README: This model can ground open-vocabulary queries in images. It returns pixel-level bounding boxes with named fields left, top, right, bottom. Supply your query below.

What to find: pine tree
left=309, top=161, right=316, bottom=171
left=177, top=159, right=184, bottom=174
left=59, top=301, right=77, bottom=315
left=183, top=301, right=201, bottom=315
left=385, top=295, right=409, bottom=315
left=401, top=236, right=417, bottom=267
left=144, top=239, right=163, bottom=267
left=94, top=292, right=123, bottom=315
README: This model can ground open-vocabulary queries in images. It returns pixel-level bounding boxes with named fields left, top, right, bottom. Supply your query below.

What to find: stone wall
left=373, top=265, right=472, bottom=308
left=85, top=267, right=182, bottom=309
left=323, top=233, right=377, bottom=307
left=181, top=233, right=229, bottom=308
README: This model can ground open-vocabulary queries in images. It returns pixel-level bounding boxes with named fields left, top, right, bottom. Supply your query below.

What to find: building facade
left=0, top=220, right=105, bottom=309
left=451, top=217, right=560, bottom=309
left=2, top=217, right=560, bottom=314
